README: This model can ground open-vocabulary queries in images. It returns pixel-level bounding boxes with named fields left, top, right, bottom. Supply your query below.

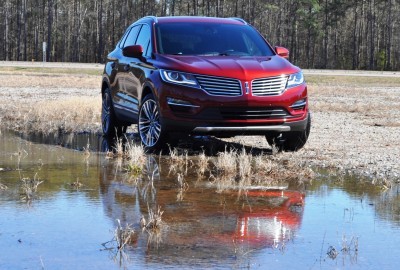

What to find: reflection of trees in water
left=374, top=186, right=400, bottom=226
left=307, top=174, right=400, bottom=226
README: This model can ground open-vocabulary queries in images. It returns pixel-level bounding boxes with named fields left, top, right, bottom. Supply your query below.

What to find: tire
left=102, top=88, right=126, bottom=137
left=138, top=93, right=167, bottom=152
left=266, top=113, right=311, bottom=152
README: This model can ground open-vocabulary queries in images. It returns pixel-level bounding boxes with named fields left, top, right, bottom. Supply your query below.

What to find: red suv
left=102, top=16, right=310, bottom=151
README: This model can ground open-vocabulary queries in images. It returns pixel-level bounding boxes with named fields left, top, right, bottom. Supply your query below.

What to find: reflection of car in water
left=228, top=190, right=304, bottom=247
left=98, top=154, right=304, bottom=262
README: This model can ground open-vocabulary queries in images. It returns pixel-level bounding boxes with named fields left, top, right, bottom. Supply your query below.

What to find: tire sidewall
left=139, top=93, right=166, bottom=152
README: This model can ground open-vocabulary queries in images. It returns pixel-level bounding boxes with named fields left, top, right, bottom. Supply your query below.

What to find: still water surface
left=0, top=131, right=399, bottom=269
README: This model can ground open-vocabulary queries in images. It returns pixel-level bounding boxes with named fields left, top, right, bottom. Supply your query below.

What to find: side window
left=117, top=28, right=130, bottom=48
left=135, top=24, right=152, bottom=57
left=122, top=25, right=141, bottom=48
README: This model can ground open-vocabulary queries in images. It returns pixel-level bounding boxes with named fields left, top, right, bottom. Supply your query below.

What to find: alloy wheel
left=139, top=98, right=161, bottom=147
left=102, top=92, right=111, bottom=134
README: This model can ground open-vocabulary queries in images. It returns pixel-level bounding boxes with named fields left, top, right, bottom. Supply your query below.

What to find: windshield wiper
left=218, top=50, right=235, bottom=56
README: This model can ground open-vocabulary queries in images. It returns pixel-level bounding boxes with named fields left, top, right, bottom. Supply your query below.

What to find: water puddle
left=1, top=130, right=400, bottom=269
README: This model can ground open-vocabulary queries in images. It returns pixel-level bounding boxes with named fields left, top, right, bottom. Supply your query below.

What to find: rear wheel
left=102, top=88, right=126, bottom=137
left=138, top=94, right=167, bottom=152
left=266, top=114, right=311, bottom=152
left=102, top=88, right=117, bottom=136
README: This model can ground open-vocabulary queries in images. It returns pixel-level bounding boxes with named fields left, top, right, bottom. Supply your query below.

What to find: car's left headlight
left=286, top=71, right=304, bottom=89
left=160, top=69, right=200, bottom=88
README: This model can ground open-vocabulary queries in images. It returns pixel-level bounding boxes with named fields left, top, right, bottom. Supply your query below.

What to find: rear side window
left=135, top=24, right=152, bottom=57
left=122, top=25, right=141, bottom=48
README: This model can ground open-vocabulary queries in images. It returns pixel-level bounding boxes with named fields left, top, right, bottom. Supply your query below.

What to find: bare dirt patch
left=0, top=63, right=399, bottom=182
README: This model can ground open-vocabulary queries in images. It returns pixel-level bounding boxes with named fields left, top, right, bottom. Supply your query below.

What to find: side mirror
left=122, top=45, right=143, bottom=58
left=275, top=46, right=289, bottom=59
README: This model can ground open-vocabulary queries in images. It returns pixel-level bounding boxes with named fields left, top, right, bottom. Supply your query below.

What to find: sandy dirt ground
left=0, top=62, right=399, bottom=182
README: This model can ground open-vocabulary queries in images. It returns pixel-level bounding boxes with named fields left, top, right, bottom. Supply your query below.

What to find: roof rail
left=228, top=17, right=247, bottom=24
left=143, top=16, right=158, bottom=23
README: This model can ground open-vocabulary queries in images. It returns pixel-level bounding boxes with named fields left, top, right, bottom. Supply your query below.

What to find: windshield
left=155, top=22, right=275, bottom=57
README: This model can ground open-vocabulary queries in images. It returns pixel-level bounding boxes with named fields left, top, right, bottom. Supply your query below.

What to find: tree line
left=1, top=0, right=399, bottom=70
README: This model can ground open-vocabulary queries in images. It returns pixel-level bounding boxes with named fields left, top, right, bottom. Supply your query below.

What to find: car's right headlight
left=160, top=70, right=200, bottom=88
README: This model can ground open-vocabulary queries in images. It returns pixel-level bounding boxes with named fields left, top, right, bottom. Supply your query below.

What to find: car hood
left=153, top=54, right=300, bottom=80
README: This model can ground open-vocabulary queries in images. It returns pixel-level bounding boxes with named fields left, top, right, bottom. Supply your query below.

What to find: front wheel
left=266, top=114, right=311, bottom=152
left=138, top=94, right=167, bottom=152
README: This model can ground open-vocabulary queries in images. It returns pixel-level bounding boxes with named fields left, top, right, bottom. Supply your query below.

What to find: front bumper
left=153, top=74, right=309, bottom=136
left=163, top=111, right=310, bottom=136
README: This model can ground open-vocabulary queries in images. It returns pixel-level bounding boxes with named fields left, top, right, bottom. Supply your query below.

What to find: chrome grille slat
left=195, top=75, right=242, bottom=96
left=219, top=107, right=291, bottom=120
left=252, top=76, right=288, bottom=96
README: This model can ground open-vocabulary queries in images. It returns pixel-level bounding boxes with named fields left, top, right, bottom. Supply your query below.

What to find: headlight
left=160, top=70, right=199, bottom=88
left=286, top=72, right=304, bottom=89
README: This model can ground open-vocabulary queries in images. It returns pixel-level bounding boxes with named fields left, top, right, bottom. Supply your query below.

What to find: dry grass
left=141, top=205, right=165, bottom=248
left=238, top=148, right=252, bottom=180
left=112, top=137, right=125, bottom=158
left=0, top=182, right=8, bottom=191
left=325, top=234, right=359, bottom=261
left=216, top=148, right=237, bottom=175
left=209, top=148, right=314, bottom=192
left=176, top=173, right=189, bottom=201
left=0, top=69, right=101, bottom=134
left=0, top=70, right=100, bottom=87
left=69, top=178, right=83, bottom=189
left=142, top=205, right=164, bottom=231
left=126, top=142, right=146, bottom=163
left=114, top=219, right=135, bottom=251
left=125, top=141, right=146, bottom=175
left=168, top=147, right=189, bottom=174
left=197, top=151, right=210, bottom=177
left=23, top=98, right=100, bottom=134
left=307, top=81, right=400, bottom=131
left=20, top=173, right=43, bottom=201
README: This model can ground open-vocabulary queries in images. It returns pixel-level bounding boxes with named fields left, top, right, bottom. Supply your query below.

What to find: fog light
left=290, top=98, right=307, bottom=110
left=167, top=97, right=199, bottom=108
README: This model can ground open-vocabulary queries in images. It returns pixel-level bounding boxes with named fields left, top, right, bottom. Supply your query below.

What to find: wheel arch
left=101, top=77, right=110, bottom=96
left=140, top=80, right=158, bottom=103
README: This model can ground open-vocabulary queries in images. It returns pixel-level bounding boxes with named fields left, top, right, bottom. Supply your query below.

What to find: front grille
left=220, top=107, right=291, bottom=120
left=195, top=75, right=242, bottom=96
left=252, top=75, right=288, bottom=96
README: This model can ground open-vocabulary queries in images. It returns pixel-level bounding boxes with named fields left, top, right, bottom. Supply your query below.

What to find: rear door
left=113, top=25, right=141, bottom=122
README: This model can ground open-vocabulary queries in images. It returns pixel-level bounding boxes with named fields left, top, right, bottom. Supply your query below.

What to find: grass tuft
left=216, top=148, right=237, bottom=175
left=141, top=205, right=165, bottom=249
left=144, top=205, right=164, bottom=231
left=176, top=173, right=189, bottom=201
left=0, top=182, right=8, bottom=191
left=20, top=173, right=43, bottom=201
left=114, top=219, right=135, bottom=251
left=125, top=141, right=146, bottom=174
left=168, top=147, right=189, bottom=174
left=197, top=150, right=210, bottom=177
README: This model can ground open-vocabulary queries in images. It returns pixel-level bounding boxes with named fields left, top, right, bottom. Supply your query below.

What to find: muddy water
left=1, top=131, right=400, bottom=269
